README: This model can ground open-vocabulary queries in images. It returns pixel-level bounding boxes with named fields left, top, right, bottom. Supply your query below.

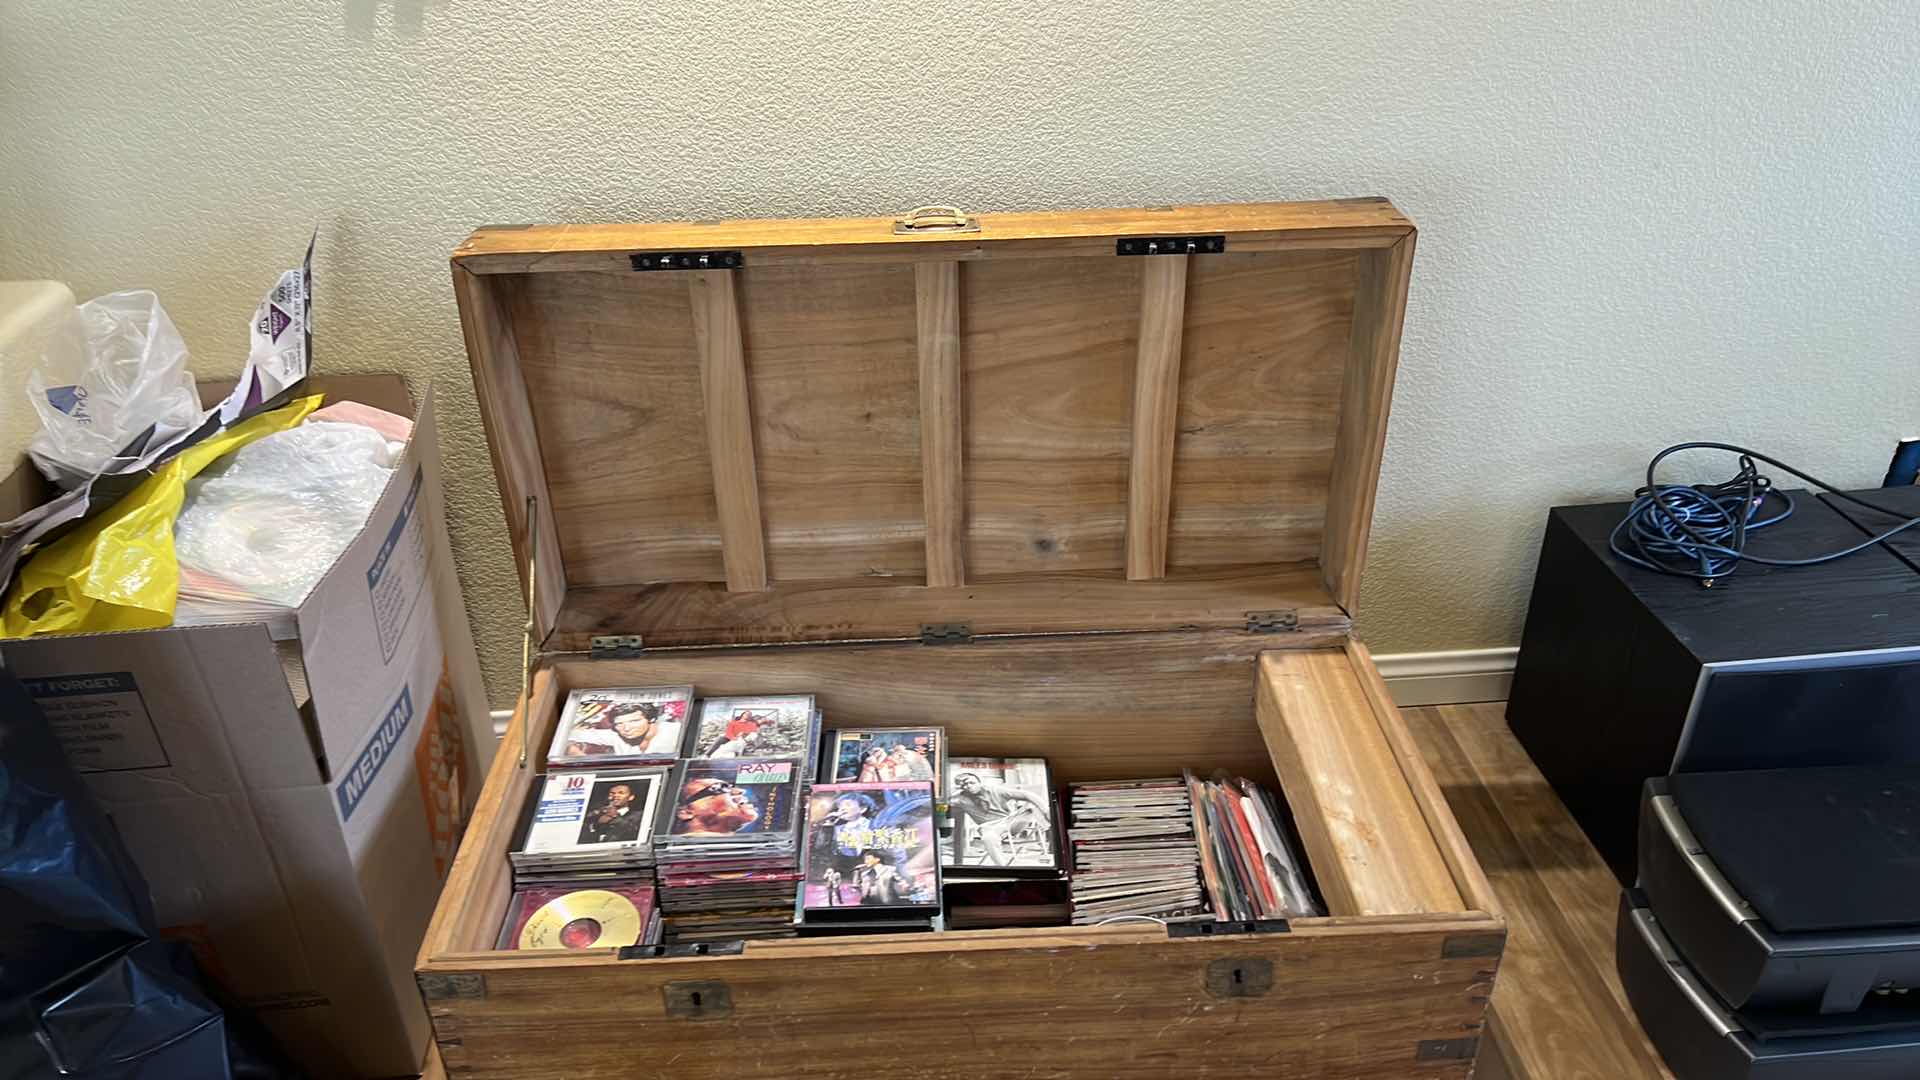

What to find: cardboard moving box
left=2, top=375, right=492, bottom=1078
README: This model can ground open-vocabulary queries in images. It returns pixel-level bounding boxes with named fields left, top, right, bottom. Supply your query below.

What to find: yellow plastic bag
left=1, top=395, right=322, bottom=638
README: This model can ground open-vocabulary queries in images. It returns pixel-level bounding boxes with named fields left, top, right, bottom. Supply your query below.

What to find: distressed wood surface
left=961, top=256, right=1140, bottom=575
left=550, top=562, right=1347, bottom=649
left=419, top=667, right=556, bottom=958
left=452, top=267, right=567, bottom=639
left=1405, top=703, right=1673, bottom=1080
left=550, top=631, right=1291, bottom=788
left=454, top=198, right=1414, bottom=273
left=738, top=262, right=926, bottom=581
left=459, top=201, right=1413, bottom=640
left=689, top=271, right=768, bottom=591
left=421, top=916, right=1496, bottom=1080
left=1169, top=251, right=1357, bottom=570
left=505, top=271, right=722, bottom=585
left=1124, top=255, right=1189, bottom=580
left=1347, top=640, right=1502, bottom=918
left=1320, top=235, right=1415, bottom=611
left=1256, top=649, right=1465, bottom=916
left=915, top=261, right=965, bottom=586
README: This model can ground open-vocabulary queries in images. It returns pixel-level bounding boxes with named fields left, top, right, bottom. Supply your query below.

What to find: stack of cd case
left=654, top=757, right=807, bottom=942
left=508, top=767, right=668, bottom=884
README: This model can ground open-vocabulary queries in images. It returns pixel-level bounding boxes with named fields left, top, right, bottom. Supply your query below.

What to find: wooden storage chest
left=419, top=199, right=1505, bottom=1078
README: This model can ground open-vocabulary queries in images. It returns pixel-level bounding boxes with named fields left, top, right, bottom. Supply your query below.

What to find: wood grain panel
left=1168, top=250, right=1360, bottom=570
left=1256, top=650, right=1465, bottom=916
left=452, top=268, right=567, bottom=639
left=422, top=916, right=1492, bottom=1079
left=690, top=271, right=768, bottom=591
left=505, top=271, right=723, bottom=585
left=963, top=257, right=1139, bottom=574
left=1403, top=704, right=1673, bottom=1080
left=736, top=264, right=923, bottom=582
left=1347, top=640, right=1501, bottom=917
left=1124, top=256, right=1189, bottom=580
left=1322, top=235, right=1415, bottom=610
left=916, top=261, right=965, bottom=586
left=551, top=561, right=1347, bottom=649
left=548, top=631, right=1285, bottom=787
left=454, top=198, right=1415, bottom=274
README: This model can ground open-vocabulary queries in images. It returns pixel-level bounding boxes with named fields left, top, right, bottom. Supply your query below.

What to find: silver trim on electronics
left=1650, top=794, right=1759, bottom=924
left=1670, top=645, right=1920, bottom=770
left=1631, top=907, right=1742, bottom=1037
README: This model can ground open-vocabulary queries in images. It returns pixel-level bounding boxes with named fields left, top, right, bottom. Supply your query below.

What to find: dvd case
left=800, top=782, right=940, bottom=913
left=823, top=727, right=945, bottom=792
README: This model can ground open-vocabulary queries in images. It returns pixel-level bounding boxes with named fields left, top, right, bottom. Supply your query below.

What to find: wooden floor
left=1404, top=702, right=1673, bottom=1080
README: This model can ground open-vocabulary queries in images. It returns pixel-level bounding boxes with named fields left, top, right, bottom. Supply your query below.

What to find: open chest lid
left=451, top=199, right=1415, bottom=654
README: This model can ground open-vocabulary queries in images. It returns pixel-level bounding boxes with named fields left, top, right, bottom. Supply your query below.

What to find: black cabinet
left=1506, top=487, right=1920, bottom=883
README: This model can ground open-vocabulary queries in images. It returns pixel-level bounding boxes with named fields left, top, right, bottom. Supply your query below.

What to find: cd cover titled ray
left=801, top=782, right=939, bottom=911
left=665, top=759, right=801, bottom=840
left=687, top=695, right=818, bottom=760
left=941, top=757, right=1060, bottom=872
left=496, top=882, right=660, bottom=950
left=824, top=727, right=945, bottom=792
left=518, top=768, right=666, bottom=855
left=548, top=685, right=694, bottom=765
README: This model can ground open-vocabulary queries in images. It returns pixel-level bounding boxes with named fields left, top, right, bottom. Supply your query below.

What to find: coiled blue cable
left=1608, top=443, right=1920, bottom=585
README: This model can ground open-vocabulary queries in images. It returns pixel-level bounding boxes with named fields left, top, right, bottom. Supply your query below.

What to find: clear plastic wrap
left=174, top=420, right=403, bottom=611
left=25, top=290, right=204, bottom=489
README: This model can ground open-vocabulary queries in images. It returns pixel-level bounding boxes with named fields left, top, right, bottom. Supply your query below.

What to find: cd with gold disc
left=517, top=888, right=644, bottom=950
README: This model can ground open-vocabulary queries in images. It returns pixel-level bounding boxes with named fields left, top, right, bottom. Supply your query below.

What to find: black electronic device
left=1637, top=770, right=1920, bottom=1014
left=1618, top=892, right=1920, bottom=1080
left=1507, top=487, right=1920, bottom=882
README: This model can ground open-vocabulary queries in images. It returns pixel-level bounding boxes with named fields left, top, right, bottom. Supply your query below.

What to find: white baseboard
left=1372, top=647, right=1517, bottom=707
left=490, top=646, right=1517, bottom=738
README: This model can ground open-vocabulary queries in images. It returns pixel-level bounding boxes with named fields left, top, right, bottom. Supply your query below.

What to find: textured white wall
left=4, top=2, right=1917, bottom=704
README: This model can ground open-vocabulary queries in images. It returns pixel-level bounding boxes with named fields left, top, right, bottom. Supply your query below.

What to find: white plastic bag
left=26, top=291, right=204, bottom=488
left=173, top=420, right=403, bottom=611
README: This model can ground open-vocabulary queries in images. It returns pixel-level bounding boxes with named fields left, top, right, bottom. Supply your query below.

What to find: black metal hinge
left=1416, top=1038, right=1481, bottom=1062
left=1167, top=918, right=1291, bottom=939
left=1117, top=235, right=1226, bottom=256
left=589, top=635, right=645, bottom=659
left=630, top=250, right=743, bottom=271
left=416, top=973, right=486, bottom=1001
left=618, top=940, right=745, bottom=960
left=1245, top=610, right=1299, bottom=634
left=920, top=622, right=974, bottom=646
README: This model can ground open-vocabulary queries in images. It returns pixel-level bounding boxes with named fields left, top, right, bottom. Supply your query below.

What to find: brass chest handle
left=893, top=205, right=980, bottom=235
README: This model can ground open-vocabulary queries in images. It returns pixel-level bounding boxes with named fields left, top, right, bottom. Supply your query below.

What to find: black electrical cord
left=1609, top=442, right=1920, bottom=585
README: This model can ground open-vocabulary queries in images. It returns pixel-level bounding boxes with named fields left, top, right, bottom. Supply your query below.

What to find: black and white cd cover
left=940, top=757, right=1060, bottom=872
